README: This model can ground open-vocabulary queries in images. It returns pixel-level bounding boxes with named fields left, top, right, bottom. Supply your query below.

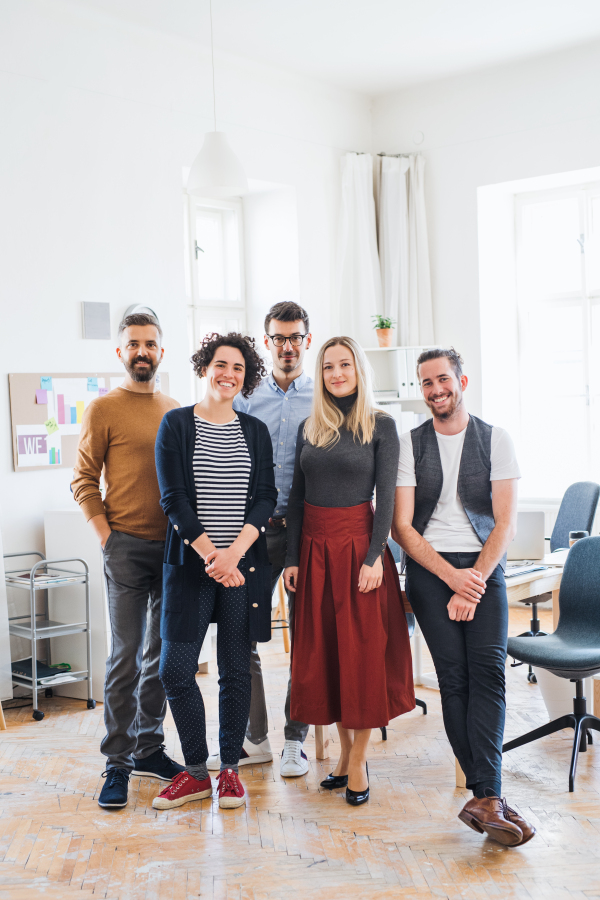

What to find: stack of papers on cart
left=5, top=571, right=81, bottom=585
left=11, top=658, right=77, bottom=685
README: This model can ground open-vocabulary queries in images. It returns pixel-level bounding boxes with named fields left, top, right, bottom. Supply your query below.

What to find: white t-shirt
left=396, top=423, right=521, bottom=552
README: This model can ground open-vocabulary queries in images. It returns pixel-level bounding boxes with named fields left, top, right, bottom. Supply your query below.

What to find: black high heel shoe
left=345, top=763, right=369, bottom=806
left=320, top=773, right=348, bottom=790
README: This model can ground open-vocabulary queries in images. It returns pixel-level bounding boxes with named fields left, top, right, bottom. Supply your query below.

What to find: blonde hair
left=304, top=336, right=381, bottom=449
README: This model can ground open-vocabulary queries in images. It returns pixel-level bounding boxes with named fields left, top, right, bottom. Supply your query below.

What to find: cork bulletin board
left=8, top=372, right=170, bottom=472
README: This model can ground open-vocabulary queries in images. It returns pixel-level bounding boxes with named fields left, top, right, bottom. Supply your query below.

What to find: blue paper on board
left=40, top=376, right=52, bottom=391
left=87, top=377, right=98, bottom=391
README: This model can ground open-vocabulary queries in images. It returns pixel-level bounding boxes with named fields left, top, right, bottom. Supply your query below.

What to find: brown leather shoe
left=501, top=799, right=536, bottom=846
left=458, top=796, right=523, bottom=846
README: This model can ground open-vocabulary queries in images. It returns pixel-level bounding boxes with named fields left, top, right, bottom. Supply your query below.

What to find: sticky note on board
left=87, top=377, right=98, bottom=391
left=99, top=387, right=108, bottom=396
left=44, top=417, right=59, bottom=435
left=40, top=376, right=52, bottom=391
left=36, top=389, right=48, bottom=404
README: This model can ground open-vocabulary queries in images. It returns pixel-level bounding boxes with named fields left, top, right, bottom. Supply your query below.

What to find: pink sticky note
left=99, top=387, right=108, bottom=396
left=36, top=389, right=48, bottom=404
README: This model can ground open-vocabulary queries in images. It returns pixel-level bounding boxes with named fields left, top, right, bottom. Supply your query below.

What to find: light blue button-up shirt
left=233, top=371, right=314, bottom=517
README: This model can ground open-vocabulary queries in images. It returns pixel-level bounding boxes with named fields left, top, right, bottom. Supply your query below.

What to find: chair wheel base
left=87, top=699, right=96, bottom=710
left=32, top=710, right=44, bottom=721
left=503, top=693, right=600, bottom=792
left=527, top=672, right=537, bottom=684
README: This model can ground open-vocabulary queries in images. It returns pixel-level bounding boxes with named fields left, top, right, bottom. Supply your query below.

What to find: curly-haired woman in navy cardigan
left=152, top=333, right=276, bottom=811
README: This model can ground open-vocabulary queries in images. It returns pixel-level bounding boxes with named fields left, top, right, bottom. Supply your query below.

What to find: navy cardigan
left=155, top=405, right=277, bottom=643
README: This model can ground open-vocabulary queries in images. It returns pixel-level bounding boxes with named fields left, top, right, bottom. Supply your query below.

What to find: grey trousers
left=246, top=525, right=309, bottom=745
left=100, top=530, right=167, bottom=771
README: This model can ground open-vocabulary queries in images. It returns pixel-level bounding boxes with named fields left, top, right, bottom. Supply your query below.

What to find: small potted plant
left=371, top=314, right=396, bottom=348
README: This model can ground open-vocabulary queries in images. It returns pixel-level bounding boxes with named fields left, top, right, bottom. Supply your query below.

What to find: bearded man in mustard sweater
left=72, top=313, right=183, bottom=809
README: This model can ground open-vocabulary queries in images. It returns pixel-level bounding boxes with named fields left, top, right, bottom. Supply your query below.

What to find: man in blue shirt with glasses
left=206, top=301, right=314, bottom=777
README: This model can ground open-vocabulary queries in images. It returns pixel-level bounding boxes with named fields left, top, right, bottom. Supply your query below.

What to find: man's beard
left=426, top=389, right=463, bottom=421
left=125, top=356, right=159, bottom=383
left=278, top=352, right=300, bottom=371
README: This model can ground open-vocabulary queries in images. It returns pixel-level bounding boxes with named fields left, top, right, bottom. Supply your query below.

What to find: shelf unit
left=364, top=345, right=435, bottom=425
left=4, top=551, right=96, bottom=720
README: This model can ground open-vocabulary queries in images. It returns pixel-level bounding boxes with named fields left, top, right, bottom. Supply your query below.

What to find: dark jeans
left=101, top=531, right=167, bottom=771
left=246, top=525, right=309, bottom=745
left=405, top=552, right=508, bottom=794
left=159, top=560, right=251, bottom=767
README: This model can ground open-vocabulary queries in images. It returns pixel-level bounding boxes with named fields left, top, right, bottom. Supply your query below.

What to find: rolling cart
left=4, top=551, right=96, bottom=720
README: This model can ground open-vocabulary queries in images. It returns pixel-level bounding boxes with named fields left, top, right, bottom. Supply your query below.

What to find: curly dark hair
left=191, top=332, right=267, bottom=398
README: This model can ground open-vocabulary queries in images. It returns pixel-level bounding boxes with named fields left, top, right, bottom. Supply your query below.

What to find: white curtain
left=337, top=153, right=382, bottom=344
left=377, top=154, right=434, bottom=346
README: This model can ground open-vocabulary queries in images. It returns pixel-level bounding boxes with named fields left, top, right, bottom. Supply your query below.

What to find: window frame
left=183, top=193, right=247, bottom=401
left=514, top=182, right=600, bottom=493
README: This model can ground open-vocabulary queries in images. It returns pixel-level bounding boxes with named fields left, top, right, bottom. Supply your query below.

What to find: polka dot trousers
left=159, top=560, right=252, bottom=768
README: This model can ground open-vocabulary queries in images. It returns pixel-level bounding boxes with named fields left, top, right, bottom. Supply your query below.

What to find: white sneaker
left=206, top=737, right=273, bottom=771
left=280, top=740, right=309, bottom=777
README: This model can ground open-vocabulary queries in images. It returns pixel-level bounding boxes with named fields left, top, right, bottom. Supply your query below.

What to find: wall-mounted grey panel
left=82, top=302, right=111, bottom=340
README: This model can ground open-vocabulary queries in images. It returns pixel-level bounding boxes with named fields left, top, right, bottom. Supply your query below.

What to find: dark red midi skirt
left=290, top=501, right=415, bottom=730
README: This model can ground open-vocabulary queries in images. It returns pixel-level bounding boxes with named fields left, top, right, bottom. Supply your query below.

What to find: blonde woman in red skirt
left=283, top=336, right=415, bottom=806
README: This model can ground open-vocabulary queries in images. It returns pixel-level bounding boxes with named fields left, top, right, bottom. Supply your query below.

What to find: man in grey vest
left=393, top=348, right=535, bottom=847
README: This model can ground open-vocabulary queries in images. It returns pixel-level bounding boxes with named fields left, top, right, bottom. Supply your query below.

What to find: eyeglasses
left=266, top=333, right=308, bottom=348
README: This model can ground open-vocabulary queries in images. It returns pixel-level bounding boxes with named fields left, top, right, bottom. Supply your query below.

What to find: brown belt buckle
left=269, top=516, right=286, bottom=528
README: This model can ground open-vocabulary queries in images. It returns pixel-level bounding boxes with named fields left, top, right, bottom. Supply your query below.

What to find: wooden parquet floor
left=1, top=608, right=600, bottom=899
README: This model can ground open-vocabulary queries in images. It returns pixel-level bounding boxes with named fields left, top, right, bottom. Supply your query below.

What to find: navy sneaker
left=131, top=746, right=185, bottom=782
left=98, top=768, right=130, bottom=808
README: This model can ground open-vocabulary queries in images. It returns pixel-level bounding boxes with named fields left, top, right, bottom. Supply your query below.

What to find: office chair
left=504, top=536, right=600, bottom=791
left=549, top=481, right=600, bottom=552
left=381, top=538, right=427, bottom=740
left=517, top=481, right=600, bottom=684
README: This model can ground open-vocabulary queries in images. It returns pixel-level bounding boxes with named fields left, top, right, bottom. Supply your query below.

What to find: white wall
left=242, top=185, right=301, bottom=364
left=0, top=0, right=371, bottom=553
left=373, top=39, right=600, bottom=416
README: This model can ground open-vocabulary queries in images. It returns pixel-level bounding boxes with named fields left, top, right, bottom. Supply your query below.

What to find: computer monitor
left=507, top=511, right=546, bottom=561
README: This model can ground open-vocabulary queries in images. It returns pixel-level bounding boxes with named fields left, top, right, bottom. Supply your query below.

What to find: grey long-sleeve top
left=284, top=393, right=400, bottom=568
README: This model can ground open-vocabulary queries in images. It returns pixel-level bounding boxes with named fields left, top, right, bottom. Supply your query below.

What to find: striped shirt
left=193, top=414, right=251, bottom=548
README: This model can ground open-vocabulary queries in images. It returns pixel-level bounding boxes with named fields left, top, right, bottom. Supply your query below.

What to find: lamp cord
left=209, top=0, right=217, bottom=131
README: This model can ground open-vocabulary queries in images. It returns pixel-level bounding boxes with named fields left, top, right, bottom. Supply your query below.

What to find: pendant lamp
left=187, top=0, right=248, bottom=198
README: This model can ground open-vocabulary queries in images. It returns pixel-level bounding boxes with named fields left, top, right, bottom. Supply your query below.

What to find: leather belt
left=269, top=516, right=286, bottom=528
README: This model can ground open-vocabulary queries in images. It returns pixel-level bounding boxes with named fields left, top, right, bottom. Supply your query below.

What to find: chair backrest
left=556, top=536, right=600, bottom=636
left=387, top=537, right=416, bottom=635
left=550, top=481, right=600, bottom=552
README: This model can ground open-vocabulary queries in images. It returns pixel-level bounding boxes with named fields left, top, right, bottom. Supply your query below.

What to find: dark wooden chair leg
left=569, top=719, right=586, bottom=792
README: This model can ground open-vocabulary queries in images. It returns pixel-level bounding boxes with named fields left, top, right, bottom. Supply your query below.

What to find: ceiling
left=79, top=0, right=600, bottom=93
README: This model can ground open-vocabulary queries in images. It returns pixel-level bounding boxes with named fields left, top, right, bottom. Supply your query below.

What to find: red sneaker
left=217, top=768, right=246, bottom=809
left=152, top=771, right=212, bottom=809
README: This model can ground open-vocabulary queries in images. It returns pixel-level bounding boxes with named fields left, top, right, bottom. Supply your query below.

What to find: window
left=183, top=195, right=245, bottom=400
left=515, top=184, right=600, bottom=497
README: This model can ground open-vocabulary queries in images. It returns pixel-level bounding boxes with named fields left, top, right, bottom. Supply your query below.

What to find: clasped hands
left=204, top=546, right=245, bottom=587
left=284, top=556, right=384, bottom=594
left=446, top=567, right=486, bottom=621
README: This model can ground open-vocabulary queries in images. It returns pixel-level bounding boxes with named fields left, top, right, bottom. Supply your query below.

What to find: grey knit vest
left=410, top=414, right=506, bottom=569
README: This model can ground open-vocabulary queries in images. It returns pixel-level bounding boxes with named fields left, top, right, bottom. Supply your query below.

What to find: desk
left=313, top=564, right=564, bottom=764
